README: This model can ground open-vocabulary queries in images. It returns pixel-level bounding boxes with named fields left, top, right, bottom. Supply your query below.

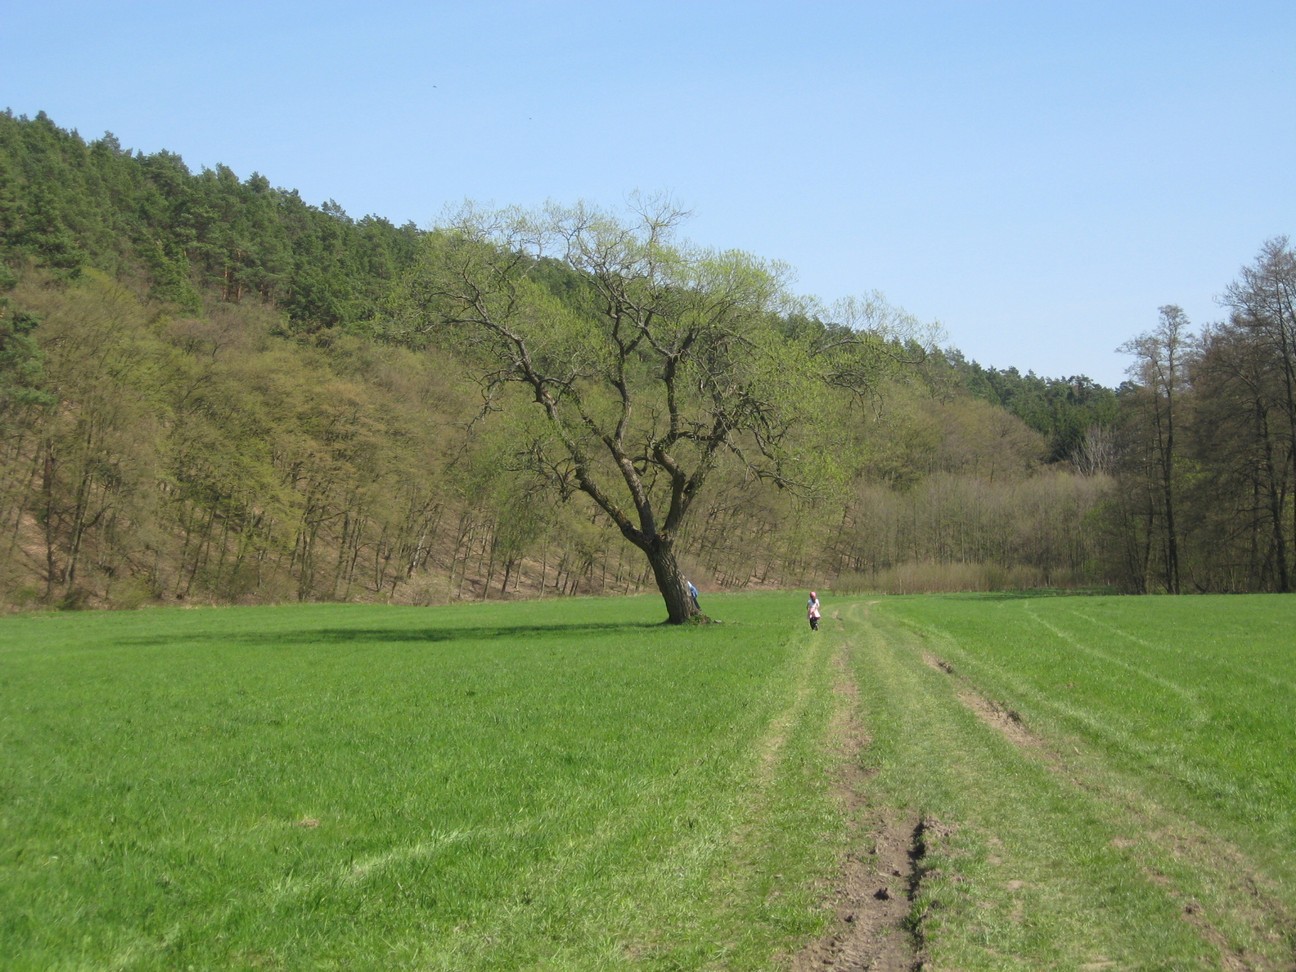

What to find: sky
left=5, top=1, right=1294, bottom=388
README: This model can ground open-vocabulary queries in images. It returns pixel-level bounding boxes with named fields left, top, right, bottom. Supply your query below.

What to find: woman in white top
left=807, top=591, right=821, bottom=630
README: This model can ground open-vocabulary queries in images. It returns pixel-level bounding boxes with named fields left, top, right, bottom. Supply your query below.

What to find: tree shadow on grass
left=259, top=621, right=664, bottom=646
left=117, top=620, right=664, bottom=649
left=937, top=588, right=1115, bottom=602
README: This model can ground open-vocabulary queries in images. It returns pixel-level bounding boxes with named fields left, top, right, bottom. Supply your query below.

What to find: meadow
left=0, top=592, right=1292, bottom=970
left=858, top=593, right=1296, bottom=970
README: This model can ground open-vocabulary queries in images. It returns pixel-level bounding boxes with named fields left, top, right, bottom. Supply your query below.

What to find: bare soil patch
left=923, top=652, right=1058, bottom=768
left=789, top=640, right=923, bottom=971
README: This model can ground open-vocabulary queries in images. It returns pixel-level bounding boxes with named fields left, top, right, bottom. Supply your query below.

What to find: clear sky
left=5, top=1, right=1293, bottom=388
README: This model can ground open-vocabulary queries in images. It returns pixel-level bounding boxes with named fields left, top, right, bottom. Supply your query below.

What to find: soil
left=789, top=626, right=925, bottom=971
left=789, top=811, right=925, bottom=972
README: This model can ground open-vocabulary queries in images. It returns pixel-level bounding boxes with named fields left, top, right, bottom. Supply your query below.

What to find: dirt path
left=790, top=611, right=924, bottom=972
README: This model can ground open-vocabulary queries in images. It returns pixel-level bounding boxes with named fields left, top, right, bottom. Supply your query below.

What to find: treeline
left=0, top=112, right=1291, bottom=606
left=0, top=267, right=648, bottom=607
left=933, top=239, right=1296, bottom=595
left=1114, top=243, right=1296, bottom=593
left=0, top=110, right=420, bottom=329
left=942, top=357, right=1120, bottom=465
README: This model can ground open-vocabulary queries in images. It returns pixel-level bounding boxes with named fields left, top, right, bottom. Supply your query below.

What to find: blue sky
left=5, top=1, right=1293, bottom=387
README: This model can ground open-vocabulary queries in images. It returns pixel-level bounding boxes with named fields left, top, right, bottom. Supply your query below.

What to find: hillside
left=1, top=111, right=1292, bottom=607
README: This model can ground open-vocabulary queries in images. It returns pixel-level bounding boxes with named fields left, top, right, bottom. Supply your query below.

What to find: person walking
left=807, top=591, right=821, bottom=631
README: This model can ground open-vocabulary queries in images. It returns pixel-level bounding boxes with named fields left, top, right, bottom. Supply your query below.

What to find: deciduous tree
left=1119, top=305, right=1193, bottom=593
left=406, top=199, right=898, bottom=622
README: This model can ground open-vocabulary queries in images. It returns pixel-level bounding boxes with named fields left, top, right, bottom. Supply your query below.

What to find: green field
left=1, top=593, right=1293, bottom=970
left=856, top=593, right=1296, bottom=970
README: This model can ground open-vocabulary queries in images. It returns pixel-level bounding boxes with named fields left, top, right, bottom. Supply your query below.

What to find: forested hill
left=0, top=110, right=422, bottom=330
left=0, top=112, right=1116, bottom=447
left=1, top=111, right=1293, bottom=607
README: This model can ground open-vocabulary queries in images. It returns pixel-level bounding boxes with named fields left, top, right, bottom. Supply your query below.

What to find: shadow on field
left=117, top=621, right=662, bottom=649
left=938, top=588, right=1111, bottom=601
left=262, top=622, right=662, bottom=646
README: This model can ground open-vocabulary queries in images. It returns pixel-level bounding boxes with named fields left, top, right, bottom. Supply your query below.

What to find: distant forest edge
left=1, top=110, right=1293, bottom=608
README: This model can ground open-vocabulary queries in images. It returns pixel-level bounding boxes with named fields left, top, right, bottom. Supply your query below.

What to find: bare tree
left=1071, top=423, right=1117, bottom=477
left=1120, top=305, right=1192, bottom=593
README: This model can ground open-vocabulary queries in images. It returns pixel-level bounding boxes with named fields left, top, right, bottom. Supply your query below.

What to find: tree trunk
left=41, top=442, right=58, bottom=602
left=1257, top=402, right=1292, bottom=592
left=638, top=534, right=704, bottom=624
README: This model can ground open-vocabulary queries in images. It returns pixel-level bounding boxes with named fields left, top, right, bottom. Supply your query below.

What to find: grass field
left=855, top=593, right=1296, bottom=971
left=1, top=592, right=1293, bottom=970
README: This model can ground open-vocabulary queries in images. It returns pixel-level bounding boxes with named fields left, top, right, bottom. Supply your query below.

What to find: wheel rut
left=790, top=630, right=926, bottom=972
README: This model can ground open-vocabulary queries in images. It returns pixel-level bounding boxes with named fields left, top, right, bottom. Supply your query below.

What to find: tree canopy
left=400, top=199, right=917, bottom=621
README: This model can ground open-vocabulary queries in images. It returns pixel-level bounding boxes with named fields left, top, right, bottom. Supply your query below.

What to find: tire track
left=792, top=605, right=925, bottom=972
left=921, top=641, right=1296, bottom=971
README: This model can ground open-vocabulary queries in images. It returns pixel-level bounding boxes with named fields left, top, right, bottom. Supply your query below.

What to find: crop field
left=1, top=592, right=1293, bottom=970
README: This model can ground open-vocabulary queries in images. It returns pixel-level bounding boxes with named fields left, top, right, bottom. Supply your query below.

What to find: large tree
left=1223, top=238, right=1296, bottom=558
left=1190, top=236, right=1296, bottom=591
left=406, top=199, right=906, bottom=622
left=1119, top=305, right=1192, bottom=593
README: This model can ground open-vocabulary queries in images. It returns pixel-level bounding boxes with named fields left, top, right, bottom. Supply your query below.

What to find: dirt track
left=787, top=605, right=1296, bottom=971
left=790, top=614, right=925, bottom=972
